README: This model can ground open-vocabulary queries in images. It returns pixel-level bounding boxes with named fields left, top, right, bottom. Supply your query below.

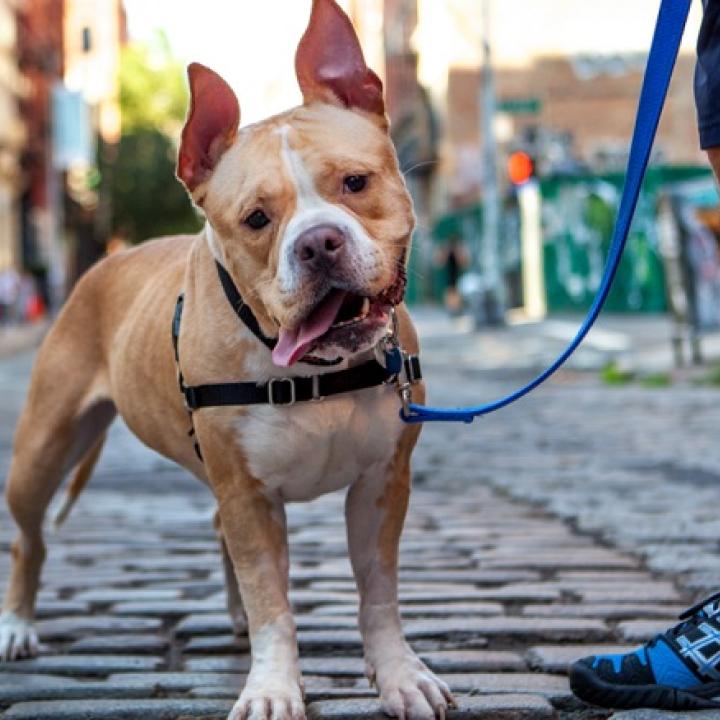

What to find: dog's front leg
left=346, top=429, right=456, bottom=720
left=201, top=432, right=304, bottom=720
left=216, top=487, right=304, bottom=720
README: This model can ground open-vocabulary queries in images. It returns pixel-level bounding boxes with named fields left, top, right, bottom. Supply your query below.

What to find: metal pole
left=478, top=0, right=504, bottom=325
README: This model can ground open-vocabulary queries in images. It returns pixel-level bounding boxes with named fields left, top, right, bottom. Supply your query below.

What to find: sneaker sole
left=569, top=661, right=720, bottom=711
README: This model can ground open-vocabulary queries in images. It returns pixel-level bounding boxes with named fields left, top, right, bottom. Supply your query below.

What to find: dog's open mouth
left=272, top=291, right=384, bottom=367
left=272, top=273, right=406, bottom=368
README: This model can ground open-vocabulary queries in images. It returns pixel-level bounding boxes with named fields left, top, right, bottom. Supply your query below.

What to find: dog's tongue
left=272, top=290, right=347, bottom=367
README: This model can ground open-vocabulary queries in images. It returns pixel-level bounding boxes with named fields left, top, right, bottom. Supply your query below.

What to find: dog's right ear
left=177, top=63, right=240, bottom=195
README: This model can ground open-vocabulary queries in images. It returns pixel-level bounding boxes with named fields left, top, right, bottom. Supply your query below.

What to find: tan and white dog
left=0, top=2, right=455, bottom=718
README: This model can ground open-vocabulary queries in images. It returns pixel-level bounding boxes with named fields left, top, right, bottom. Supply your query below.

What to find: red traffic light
left=508, top=151, right=534, bottom=185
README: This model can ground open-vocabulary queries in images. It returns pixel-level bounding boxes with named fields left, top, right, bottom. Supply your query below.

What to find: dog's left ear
left=177, top=63, right=240, bottom=194
left=296, top=0, right=385, bottom=118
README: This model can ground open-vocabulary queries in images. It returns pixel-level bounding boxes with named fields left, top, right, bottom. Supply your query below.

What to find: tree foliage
left=107, top=33, right=201, bottom=243
left=118, top=34, right=188, bottom=137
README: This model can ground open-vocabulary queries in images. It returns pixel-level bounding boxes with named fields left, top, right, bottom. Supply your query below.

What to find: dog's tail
left=54, top=431, right=107, bottom=529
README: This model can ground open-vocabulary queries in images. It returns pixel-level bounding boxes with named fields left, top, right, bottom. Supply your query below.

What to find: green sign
left=498, top=98, right=542, bottom=115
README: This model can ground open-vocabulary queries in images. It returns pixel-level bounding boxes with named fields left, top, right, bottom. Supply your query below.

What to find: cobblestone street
left=2, top=313, right=720, bottom=719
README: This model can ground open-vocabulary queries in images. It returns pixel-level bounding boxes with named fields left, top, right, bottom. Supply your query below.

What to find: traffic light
left=507, top=151, right=535, bottom=186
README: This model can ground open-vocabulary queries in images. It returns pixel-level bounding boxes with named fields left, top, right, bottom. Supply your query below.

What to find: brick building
left=445, top=54, right=703, bottom=205
left=62, top=0, right=125, bottom=282
left=0, top=0, right=26, bottom=272
left=16, top=0, right=65, bottom=304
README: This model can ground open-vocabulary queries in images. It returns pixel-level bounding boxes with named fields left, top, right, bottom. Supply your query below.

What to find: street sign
left=498, top=98, right=542, bottom=116
left=51, top=84, right=93, bottom=170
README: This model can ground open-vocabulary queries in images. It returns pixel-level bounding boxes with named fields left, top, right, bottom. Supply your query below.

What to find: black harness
left=171, top=262, right=422, bottom=452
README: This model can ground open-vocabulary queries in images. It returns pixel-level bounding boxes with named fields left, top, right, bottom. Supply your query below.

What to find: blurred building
left=0, top=0, right=26, bottom=272
left=13, top=0, right=125, bottom=306
left=380, top=0, right=439, bottom=302
left=62, top=0, right=125, bottom=283
left=16, top=0, right=64, bottom=306
left=446, top=54, right=703, bottom=204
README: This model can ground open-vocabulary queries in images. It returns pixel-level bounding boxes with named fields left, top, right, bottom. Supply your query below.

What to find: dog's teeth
left=331, top=298, right=371, bottom=329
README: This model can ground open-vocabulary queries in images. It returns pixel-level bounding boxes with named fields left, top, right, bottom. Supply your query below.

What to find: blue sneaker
left=570, top=592, right=720, bottom=710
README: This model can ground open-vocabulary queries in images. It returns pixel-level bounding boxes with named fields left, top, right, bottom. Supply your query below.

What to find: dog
left=0, top=2, right=456, bottom=718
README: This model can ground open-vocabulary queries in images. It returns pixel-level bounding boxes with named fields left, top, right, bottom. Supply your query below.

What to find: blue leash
left=402, top=0, right=693, bottom=425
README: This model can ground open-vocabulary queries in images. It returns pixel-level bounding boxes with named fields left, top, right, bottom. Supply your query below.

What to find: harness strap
left=401, top=0, right=692, bottom=424
left=215, top=261, right=341, bottom=368
left=183, top=355, right=421, bottom=411
left=172, top=293, right=203, bottom=461
left=215, top=262, right=276, bottom=352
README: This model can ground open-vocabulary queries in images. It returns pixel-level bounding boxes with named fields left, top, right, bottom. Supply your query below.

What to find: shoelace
left=679, top=591, right=720, bottom=621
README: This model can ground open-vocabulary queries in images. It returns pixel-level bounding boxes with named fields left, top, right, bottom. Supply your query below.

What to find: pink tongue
left=272, top=290, right=347, bottom=367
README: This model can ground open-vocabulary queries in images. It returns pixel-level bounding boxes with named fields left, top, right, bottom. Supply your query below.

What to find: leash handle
left=402, top=0, right=693, bottom=425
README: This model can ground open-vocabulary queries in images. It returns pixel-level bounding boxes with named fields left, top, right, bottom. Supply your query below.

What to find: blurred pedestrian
left=13, top=272, right=42, bottom=324
left=435, top=234, right=470, bottom=314
left=570, top=1, right=720, bottom=711
left=0, top=267, right=20, bottom=326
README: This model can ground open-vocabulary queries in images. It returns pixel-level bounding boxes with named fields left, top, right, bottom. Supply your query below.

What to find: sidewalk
left=1, top=313, right=720, bottom=718
left=0, top=321, right=49, bottom=359
left=413, top=307, right=720, bottom=375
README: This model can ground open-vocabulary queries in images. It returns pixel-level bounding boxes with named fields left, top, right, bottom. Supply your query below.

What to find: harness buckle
left=268, top=377, right=297, bottom=407
left=310, top=374, right=324, bottom=402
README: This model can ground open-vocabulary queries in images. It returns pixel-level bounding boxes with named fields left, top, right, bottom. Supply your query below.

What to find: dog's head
left=176, top=0, right=414, bottom=367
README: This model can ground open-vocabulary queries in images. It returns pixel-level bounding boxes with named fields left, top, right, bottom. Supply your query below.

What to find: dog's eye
left=343, top=175, right=368, bottom=194
left=245, top=210, right=271, bottom=230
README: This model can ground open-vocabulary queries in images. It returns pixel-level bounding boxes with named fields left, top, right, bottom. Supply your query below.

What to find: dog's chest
left=237, top=386, right=402, bottom=501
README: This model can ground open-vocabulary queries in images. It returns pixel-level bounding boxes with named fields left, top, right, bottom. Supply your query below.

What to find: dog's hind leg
left=1, top=316, right=116, bottom=661
left=214, top=511, right=248, bottom=636
left=54, top=431, right=108, bottom=528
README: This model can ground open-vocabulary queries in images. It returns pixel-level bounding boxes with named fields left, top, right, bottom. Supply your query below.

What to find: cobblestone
left=0, top=680, right=155, bottom=704
left=0, top=655, right=165, bottom=676
left=419, top=650, right=527, bottom=673
left=610, top=712, right=720, bottom=720
left=68, top=634, right=170, bottom=654
left=2, top=699, right=234, bottom=719
left=525, top=645, right=635, bottom=673
left=306, top=695, right=557, bottom=719
left=521, top=603, right=683, bottom=620
left=616, top=619, right=673, bottom=642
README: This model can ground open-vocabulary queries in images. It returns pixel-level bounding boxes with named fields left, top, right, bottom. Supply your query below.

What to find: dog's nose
left=295, top=225, right=346, bottom=269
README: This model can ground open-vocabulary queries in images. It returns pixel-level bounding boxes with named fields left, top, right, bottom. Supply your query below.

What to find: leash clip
left=380, top=307, right=400, bottom=352
left=398, top=381, right=412, bottom=415
left=376, top=307, right=404, bottom=380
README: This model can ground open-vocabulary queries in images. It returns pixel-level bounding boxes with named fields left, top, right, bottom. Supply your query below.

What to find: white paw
left=228, top=676, right=305, bottom=720
left=370, top=653, right=455, bottom=720
left=0, top=610, right=39, bottom=662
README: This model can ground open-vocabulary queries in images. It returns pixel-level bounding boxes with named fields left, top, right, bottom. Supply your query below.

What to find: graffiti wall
left=542, top=167, right=717, bottom=313
left=542, top=174, right=664, bottom=313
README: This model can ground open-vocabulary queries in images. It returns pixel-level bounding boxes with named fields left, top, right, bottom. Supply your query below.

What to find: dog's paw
left=0, top=610, right=39, bottom=662
left=370, top=653, right=455, bottom=720
left=228, top=676, right=305, bottom=720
